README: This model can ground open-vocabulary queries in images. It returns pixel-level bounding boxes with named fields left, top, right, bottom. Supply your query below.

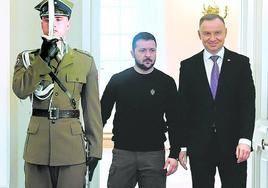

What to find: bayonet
left=48, top=0, right=55, bottom=37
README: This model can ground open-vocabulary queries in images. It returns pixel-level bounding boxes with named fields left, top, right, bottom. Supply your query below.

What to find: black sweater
left=101, top=67, right=180, bottom=158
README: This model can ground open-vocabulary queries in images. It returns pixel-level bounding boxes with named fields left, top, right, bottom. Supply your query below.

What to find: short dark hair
left=199, top=14, right=225, bottom=27
left=132, top=32, right=157, bottom=51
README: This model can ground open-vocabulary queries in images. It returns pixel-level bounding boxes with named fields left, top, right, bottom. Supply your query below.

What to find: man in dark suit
left=177, top=14, right=255, bottom=188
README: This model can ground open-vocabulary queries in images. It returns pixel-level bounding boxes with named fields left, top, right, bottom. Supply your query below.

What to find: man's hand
left=40, top=37, right=59, bottom=63
left=86, top=157, right=99, bottom=181
left=163, top=158, right=178, bottom=176
left=178, top=151, right=187, bottom=170
left=236, top=143, right=251, bottom=163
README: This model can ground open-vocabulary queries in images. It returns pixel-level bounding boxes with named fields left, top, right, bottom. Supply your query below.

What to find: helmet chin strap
left=48, top=0, right=55, bottom=37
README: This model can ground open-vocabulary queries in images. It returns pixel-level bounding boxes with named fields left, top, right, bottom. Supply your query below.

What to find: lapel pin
left=150, top=89, right=155, bottom=96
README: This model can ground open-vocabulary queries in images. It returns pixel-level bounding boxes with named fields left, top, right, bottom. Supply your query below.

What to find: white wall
left=260, top=0, right=268, bottom=119
left=241, top=0, right=268, bottom=120
left=0, top=0, right=10, bottom=187
left=241, top=1, right=268, bottom=187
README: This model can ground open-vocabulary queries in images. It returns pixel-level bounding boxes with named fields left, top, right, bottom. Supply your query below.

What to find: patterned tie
left=210, top=55, right=220, bottom=99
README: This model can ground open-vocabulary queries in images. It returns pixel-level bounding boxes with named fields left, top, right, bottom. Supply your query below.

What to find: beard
left=135, top=58, right=155, bottom=71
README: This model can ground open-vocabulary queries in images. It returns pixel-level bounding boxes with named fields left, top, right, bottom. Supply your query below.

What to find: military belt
left=32, top=108, right=80, bottom=120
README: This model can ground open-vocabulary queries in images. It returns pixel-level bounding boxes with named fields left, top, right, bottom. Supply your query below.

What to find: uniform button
left=76, top=78, right=79, bottom=81
left=55, top=92, right=58, bottom=96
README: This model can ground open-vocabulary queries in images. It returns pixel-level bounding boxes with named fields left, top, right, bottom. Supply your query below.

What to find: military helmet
left=35, top=0, right=74, bottom=18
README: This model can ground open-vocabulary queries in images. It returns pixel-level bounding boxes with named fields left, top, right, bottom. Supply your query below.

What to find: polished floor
left=99, top=148, right=228, bottom=188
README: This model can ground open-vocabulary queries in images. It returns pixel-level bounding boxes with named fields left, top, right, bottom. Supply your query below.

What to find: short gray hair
left=199, top=14, right=225, bottom=27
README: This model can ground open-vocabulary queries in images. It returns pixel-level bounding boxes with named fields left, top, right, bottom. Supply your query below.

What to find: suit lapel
left=216, top=48, right=232, bottom=100
left=193, top=51, right=214, bottom=100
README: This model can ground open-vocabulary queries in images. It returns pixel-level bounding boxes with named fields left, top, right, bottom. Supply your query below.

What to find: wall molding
left=0, top=0, right=10, bottom=187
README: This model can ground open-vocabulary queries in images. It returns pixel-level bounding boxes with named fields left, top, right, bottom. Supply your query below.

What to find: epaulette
left=18, top=49, right=39, bottom=68
left=73, top=48, right=93, bottom=58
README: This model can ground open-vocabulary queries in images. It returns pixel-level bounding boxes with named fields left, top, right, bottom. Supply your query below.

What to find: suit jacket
left=13, top=47, right=103, bottom=166
left=178, top=47, right=255, bottom=158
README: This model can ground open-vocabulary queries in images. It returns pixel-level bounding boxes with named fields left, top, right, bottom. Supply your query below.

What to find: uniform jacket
left=13, top=47, right=103, bottom=166
left=178, top=47, right=255, bottom=158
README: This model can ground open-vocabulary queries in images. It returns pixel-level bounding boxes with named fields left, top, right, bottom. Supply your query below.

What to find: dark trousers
left=107, top=148, right=167, bottom=188
left=24, top=162, right=87, bottom=188
left=189, top=132, right=247, bottom=188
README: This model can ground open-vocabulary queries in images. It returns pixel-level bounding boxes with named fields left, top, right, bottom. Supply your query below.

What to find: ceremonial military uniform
left=12, top=1, right=103, bottom=188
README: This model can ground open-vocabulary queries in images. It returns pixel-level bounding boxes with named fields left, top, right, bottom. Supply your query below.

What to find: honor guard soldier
left=12, top=0, right=103, bottom=187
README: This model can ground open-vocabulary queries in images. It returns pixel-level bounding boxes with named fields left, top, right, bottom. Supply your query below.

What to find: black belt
left=32, top=108, right=80, bottom=120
